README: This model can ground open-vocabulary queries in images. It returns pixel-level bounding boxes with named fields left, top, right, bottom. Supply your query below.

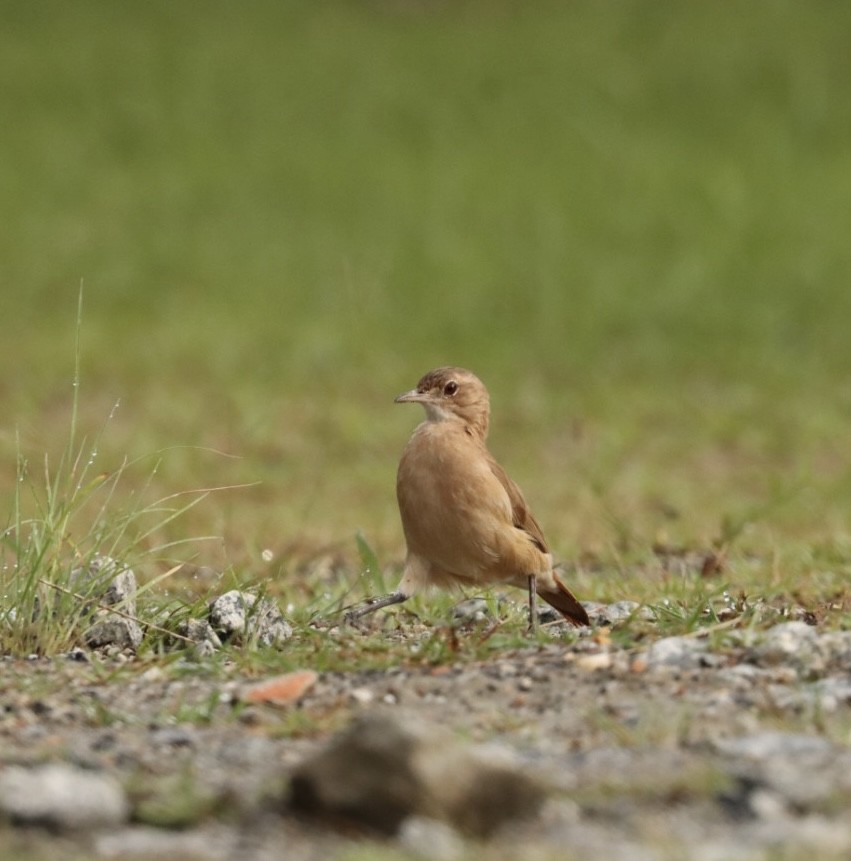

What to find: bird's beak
left=394, top=388, right=427, bottom=404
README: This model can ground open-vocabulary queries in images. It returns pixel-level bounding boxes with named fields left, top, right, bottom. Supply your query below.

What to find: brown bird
left=348, top=367, right=589, bottom=629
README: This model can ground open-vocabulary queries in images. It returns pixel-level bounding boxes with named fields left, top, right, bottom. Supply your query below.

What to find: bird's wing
left=485, top=452, right=550, bottom=554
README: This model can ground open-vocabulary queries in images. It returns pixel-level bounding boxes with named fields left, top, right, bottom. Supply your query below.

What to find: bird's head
left=395, top=366, right=490, bottom=438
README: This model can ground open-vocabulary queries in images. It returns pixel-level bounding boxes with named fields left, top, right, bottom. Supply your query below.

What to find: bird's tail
left=537, top=571, right=590, bottom=627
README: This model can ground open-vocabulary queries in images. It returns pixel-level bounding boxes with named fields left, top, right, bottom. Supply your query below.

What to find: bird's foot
left=343, top=591, right=409, bottom=625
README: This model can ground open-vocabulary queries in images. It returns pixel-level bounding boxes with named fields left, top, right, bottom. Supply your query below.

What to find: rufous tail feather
left=538, top=572, right=589, bottom=626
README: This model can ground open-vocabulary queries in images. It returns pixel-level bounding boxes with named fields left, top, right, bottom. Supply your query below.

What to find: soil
left=2, top=612, right=851, bottom=861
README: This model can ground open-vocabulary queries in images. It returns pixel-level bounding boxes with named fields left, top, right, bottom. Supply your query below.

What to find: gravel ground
left=2, top=613, right=851, bottom=861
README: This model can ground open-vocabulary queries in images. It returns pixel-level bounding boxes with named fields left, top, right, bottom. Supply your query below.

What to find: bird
left=347, top=366, right=589, bottom=630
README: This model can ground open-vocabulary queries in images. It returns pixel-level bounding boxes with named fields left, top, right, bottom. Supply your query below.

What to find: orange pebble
left=242, top=670, right=318, bottom=705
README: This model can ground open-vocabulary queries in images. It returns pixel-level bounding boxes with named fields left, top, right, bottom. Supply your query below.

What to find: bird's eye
left=443, top=380, right=458, bottom=397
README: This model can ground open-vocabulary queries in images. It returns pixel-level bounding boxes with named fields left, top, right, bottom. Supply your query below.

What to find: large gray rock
left=84, top=615, right=144, bottom=650
left=289, top=711, right=546, bottom=836
left=0, top=764, right=129, bottom=829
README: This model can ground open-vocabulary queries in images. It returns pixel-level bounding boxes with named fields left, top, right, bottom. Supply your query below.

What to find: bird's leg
left=345, top=558, right=425, bottom=625
left=527, top=574, right=538, bottom=633
left=344, top=591, right=409, bottom=624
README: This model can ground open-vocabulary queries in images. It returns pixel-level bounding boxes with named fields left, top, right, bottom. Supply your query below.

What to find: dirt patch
left=2, top=618, right=851, bottom=860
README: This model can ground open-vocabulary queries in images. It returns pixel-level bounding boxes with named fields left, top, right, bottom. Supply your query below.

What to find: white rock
left=818, top=631, right=851, bottom=670
left=451, top=598, right=490, bottom=622
left=0, top=764, right=129, bottom=829
left=96, top=825, right=235, bottom=860
left=751, top=621, right=821, bottom=672
left=589, top=601, right=652, bottom=626
left=643, top=635, right=707, bottom=668
left=810, top=676, right=851, bottom=711
left=80, top=557, right=144, bottom=651
left=716, top=732, right=834, bottom=762
left=747, top=788, right=790, bottom=821
left=208, top=590, right=292, bottom=647
left=575, top=652, right=613, bottom=672
left=209, top=590, right=253, bottom=633
left=399, top=816, right=465, bottom=861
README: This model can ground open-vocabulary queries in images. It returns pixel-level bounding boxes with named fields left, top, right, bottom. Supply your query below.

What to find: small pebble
left=399, top=816, right=465, bottom=861
left=241, top=670, right=318, bottom=706
left=576, top=652, right=613, bottom=672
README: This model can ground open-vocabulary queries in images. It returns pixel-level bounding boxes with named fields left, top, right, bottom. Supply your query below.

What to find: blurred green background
left=2, top=0, right=851, bottom=590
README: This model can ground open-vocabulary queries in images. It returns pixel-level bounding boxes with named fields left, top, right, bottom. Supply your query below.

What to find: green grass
left=2, top=1, right=851, bottom=632
left=0, top=290, right=228, bottom=654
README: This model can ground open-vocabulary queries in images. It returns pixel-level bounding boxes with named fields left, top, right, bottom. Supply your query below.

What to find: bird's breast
left=396, top=423, right=515, bottom=576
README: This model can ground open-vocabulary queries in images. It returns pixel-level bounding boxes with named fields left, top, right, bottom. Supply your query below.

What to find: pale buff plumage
left=349, top=367, right=588, bottom=628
